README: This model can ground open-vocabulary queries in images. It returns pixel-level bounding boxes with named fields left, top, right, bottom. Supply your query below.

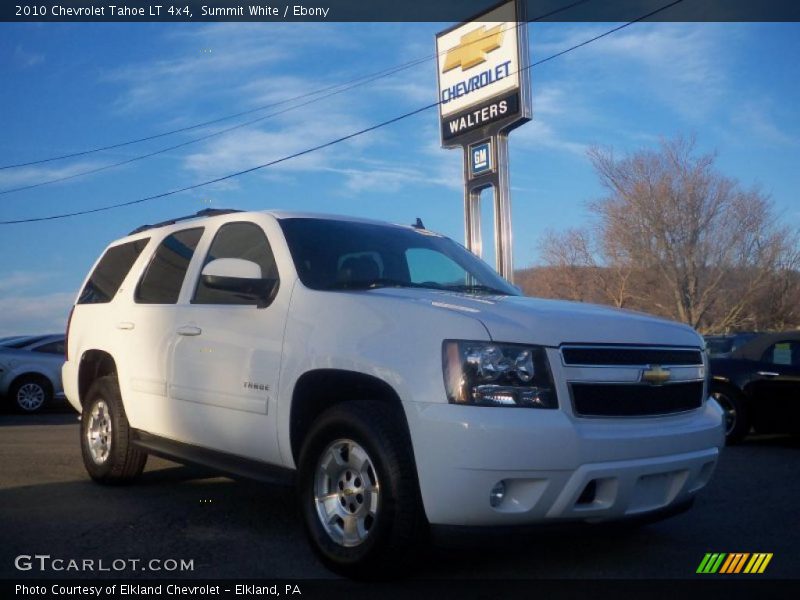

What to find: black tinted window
left=33, top=341, right=65, bottom=355
left=762, top=342, right=800, bottom=366
left=278, top=218, right=518, bottom=294
left=78, top=239, right=149, bottom=304
left=136, top=228, right=203, bottom=304
left=2, top=335, right=50, bottom=349
left=193, top=222, right=278, bottom=305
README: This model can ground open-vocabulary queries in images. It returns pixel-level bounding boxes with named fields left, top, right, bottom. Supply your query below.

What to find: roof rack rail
left=128, top=208, right=242, bottom=235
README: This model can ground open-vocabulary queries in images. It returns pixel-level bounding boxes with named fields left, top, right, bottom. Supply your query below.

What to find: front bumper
left=406, top=399, right=724, bottom=526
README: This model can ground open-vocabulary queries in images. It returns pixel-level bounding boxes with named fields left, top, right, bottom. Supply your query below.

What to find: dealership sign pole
left=436, top=0, right=531, bottom=282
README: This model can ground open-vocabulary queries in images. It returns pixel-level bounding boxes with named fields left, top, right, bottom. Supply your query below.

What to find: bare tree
left=538, top=229, right=594, bottom=302
left=538, top=228, right=636, bottom=308
left=525, top=136, right=799, bottom=333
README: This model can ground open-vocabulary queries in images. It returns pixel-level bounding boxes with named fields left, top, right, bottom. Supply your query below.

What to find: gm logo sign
left=470, top=140, right=493, bottom=177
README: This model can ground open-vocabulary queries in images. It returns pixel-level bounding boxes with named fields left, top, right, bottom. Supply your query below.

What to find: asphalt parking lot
left=1, top=407, right=799, bottom=581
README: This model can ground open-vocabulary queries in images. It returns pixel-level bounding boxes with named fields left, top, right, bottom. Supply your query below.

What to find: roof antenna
left=413, top=217, right=425, bottom=229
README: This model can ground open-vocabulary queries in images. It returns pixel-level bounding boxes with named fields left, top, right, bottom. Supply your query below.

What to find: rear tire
left=297, top=400, right=426, bottom=578
left=711, top=385, right=749, bottom=445
left=10, top=375, right=52, bottom=413
left=80, top=375, right=147, bottom=484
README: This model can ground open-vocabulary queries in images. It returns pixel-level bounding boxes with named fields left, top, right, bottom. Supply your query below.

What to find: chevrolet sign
left=435, top=0, right=529, bottom=145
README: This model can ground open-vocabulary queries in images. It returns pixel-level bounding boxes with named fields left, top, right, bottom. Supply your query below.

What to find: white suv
left=63, top=208, right=724, bottom=575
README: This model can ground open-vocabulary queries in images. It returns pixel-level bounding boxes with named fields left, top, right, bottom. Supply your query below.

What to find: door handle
left=757, top=371, right=780, bottom=377
left=177, top=325, right=202, bottom=336
left=116, top=322, right=135, bottom=330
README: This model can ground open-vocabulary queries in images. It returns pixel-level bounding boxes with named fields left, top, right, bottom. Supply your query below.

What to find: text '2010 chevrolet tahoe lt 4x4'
left=63, top=209, right=725, bottom=576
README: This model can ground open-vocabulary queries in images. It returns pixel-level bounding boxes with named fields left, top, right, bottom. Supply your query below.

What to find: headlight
left=442, top=340, right=557, bottom=408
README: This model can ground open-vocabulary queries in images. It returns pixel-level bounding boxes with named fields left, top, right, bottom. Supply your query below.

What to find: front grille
left=562, top=346, right=703, bottom=366
left=571, top=381, right=704, bottom=417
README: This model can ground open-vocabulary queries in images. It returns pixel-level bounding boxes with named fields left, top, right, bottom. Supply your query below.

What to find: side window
left=405, top=247, right=468, bottom=286
left=78, top=238, right=149, bottom=304
left=762, top=342, right=800, bottom=366
left=135, top=228, right=204, bottom=304
left=193, top=222, right=279, bottom=305
left=33, top=341, right=65, bottom=355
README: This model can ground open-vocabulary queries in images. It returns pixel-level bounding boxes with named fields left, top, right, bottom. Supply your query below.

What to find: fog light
left=490, top=480, right=506, bottom=508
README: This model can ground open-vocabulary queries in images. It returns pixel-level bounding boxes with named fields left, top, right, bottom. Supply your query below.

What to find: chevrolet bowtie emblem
left=443, top=24, right=505, bottom=73
left=641, top=365, right=671, bottom=385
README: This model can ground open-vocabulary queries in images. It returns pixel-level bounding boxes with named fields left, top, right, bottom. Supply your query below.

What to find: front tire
left=297, top=401, right=426, bottom=578
left=80, top=375, right=147, bottom=484
left=711, top=386, right=749, bottom=445
left=10, top=375, right=52, bottom=413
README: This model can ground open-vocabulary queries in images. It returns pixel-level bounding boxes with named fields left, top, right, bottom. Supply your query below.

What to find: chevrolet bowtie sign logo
left=443, top=25, right=505, bottom=73
left=641, top=365, right=671, bottom=385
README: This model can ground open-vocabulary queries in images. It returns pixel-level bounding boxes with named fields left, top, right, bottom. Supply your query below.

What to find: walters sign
left=435, top=0, right=530, bottom=145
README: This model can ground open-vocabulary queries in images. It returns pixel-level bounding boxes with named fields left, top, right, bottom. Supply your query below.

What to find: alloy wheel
left=86, top=400, right=112, bottom=464
left=314, top=439, right=380, bottom=548
left=16, top=382, right=45, bottom=412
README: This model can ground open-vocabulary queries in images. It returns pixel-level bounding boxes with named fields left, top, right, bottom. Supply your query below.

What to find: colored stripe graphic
left=720, top=553, right=749, bottom=573
left=744, top=553, right=773, bottom=574
left=697, top=553, right=726, bottom=574
left=699, top=553, right=773, bottom=574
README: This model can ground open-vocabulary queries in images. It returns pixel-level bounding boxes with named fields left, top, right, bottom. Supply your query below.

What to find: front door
left=748, top=340, right=800, bottom=432
left=168, top=221, right=288, bottom=464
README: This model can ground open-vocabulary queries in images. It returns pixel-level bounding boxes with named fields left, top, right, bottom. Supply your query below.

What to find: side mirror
left=200, top=258, right=278, bottom=308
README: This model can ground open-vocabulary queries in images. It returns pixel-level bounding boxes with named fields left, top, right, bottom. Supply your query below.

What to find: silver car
left=0, top=334, right=65, bottom=413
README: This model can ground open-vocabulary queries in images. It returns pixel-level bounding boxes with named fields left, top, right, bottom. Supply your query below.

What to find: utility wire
left=0, top=58, right=433, bottom=196
left=0, top=1, right=589, bottom=193
left=0, top=0, right=684, bottom=226
left=0, top=0, right=592, bottom=172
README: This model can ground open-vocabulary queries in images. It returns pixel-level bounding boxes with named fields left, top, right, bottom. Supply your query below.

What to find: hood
left=366, top=288, right=702, bottom=348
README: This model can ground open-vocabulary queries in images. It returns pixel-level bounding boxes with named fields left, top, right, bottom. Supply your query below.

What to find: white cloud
left=731, top=101, right=798, bottom=146
left=0, top=292, right=74, bottom=336
left=12, top=44, right=44, bottom=69
left=324, top=165, right=421, bottom=194
left=533, top=23, right=734, bottom=120
left=513, top=120, right=587, bottom=156
left=107, top=23, right=351, bottom=114
left=181, top=109, right=373, bottom=180
left=0, top=161, right=102, bottom=189
left=0, top=271, right=52, bottom=293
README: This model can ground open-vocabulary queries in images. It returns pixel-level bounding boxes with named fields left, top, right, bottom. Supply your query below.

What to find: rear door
left=168, top=220, right=289, bottom=464
left=122, top=227, right=205, bottom=436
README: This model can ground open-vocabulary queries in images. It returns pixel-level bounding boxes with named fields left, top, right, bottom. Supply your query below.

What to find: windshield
left=704, top=337, right=734, bottom=356
left=278, top=218, right=519, bottom=295
left=705, top=333, right=759, bottom=357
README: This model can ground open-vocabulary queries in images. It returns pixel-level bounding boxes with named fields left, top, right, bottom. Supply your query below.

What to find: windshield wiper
left=441, top=284, right=511, bottom=296
left=326, top=279, right=442, bottom=291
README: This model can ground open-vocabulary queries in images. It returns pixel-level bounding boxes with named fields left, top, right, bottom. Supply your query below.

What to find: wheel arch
left=78, top=350, right=118, bottom=408
left=712, top=378, right=751, bottom=405
left=8, top=369, right=54, bottom=390
left=289, top=369, right=414, bottom=466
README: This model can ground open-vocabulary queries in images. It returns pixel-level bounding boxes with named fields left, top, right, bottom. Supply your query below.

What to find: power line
left=1, top=103, right=438, bottom=224
left=0, top=1, right=589, bottom=194
left=0, top=0, right=685, bottom=226
left=0, top=0, right=592, bottom=173
left=0, top=57, right=427, bottom=172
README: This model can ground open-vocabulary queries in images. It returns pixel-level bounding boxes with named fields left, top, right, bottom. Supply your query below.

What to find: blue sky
left=0, top=21, right=798, bottom=335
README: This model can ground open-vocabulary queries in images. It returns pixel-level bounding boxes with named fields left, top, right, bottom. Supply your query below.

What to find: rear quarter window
left=78, top=238, right=150, bottom=304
